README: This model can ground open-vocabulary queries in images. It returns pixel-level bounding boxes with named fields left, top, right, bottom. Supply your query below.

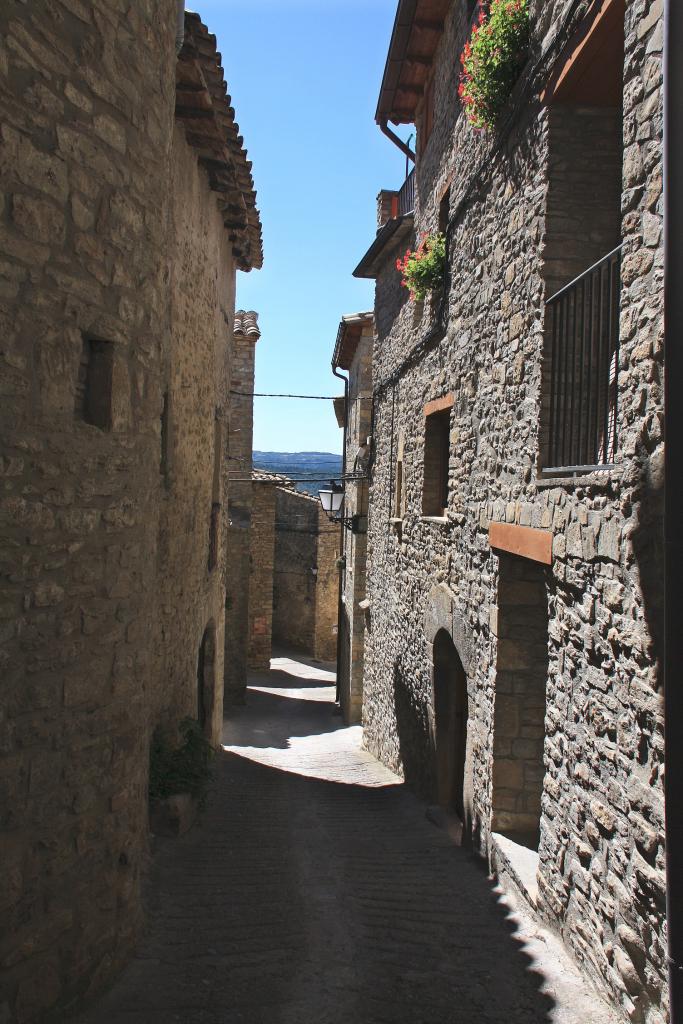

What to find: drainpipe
left=332, top=362, right=349, bottom=709
left=664, top=0, right=683, bottom=1019
left=379, top=119, right=416, bottom=163
left=175, top=0, right=186, bottom=53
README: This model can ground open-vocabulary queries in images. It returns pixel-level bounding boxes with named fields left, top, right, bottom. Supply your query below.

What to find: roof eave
left=352, top=215, right=414, bottom=280
left=332, top=312, right=374, bottom=370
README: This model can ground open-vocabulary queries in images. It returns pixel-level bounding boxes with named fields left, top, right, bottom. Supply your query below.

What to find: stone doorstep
left=490, top=830, right=540, bottom=911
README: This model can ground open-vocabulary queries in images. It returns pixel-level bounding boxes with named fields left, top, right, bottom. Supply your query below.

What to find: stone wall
left=225, top=313, right=259, bottom=704
left=272, top=488, right=319, bottom=652
left=362, top=1, right=665, bottom=1021
left=156, top=121, right=235, bottom=749
left=313, top=503, right=340, bottom=663
left=337, top=325, right=373, bottom=723
left=0, top=6, right=260, bottom=1020
left=246, top=478, right=339, bottom=669
left=248, top=482, right=276, bottom=671
left=267, top=485, right=338, bottom=663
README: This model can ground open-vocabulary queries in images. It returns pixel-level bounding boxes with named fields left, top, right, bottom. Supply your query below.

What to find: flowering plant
left=458, top=0, right=530, bottom=131
left=396, top=232, right=446, bottom=301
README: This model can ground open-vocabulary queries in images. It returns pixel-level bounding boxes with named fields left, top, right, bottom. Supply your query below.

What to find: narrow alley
left=74, top=655, right=618, bottom=1024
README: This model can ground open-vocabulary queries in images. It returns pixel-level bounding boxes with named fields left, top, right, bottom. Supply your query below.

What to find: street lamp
left=318, top=481, right=365, bottom=534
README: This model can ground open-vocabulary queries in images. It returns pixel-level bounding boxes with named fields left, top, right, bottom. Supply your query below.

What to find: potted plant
left=396, top=232, right=446, bottom=301
left=149, top=717, right=214, bottom=836
left=458, top=0, right=530, bottom=131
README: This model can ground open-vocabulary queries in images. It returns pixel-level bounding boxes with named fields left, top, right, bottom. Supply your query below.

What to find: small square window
left=208, top=502, right=220, bottom=572
left=422, top=409, right=451, bottom=516
left=160, top=390, right=171, bottom=480
left=75, top=336, right=114, bottom=430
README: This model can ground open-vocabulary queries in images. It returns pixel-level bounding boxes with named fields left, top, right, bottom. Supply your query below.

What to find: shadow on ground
left=71, top=655, right=614, bottom=1024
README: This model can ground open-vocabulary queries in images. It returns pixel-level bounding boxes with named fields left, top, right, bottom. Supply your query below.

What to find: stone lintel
left=489, top=523, right=553, bottom=565
left=424, top=393, right=454, bottom=417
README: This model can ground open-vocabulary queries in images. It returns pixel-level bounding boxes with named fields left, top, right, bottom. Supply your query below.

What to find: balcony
left=353, top=169, right=416, bottom=280
left=397, top=168, right=415, bottom=218
left=542, top=245, right=621, bottom=474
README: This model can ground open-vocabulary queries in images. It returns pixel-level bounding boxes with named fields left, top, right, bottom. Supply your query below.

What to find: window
left=439, top=186, right=450, bottom=236
left=208, top=413, right=222, bottom=571
left=160, top=390, right=171, bottom=482
left=422, top=398, right=452, bottom=516
left=208, top=502, right=220, bottom=572
left=393, top=433, right=406, bottom=519
left=75, top=336, right=114, bottom=430
left=540, top=5, right=624, bottom=474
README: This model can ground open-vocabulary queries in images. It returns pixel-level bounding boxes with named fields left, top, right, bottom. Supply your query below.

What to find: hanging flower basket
left=458, top=0, right=530, bottom=131
left=396, top=232, right=446, bottom=302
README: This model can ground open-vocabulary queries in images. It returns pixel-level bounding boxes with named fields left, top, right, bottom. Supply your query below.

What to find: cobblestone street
left=75, top=655, right=619, bottom=1024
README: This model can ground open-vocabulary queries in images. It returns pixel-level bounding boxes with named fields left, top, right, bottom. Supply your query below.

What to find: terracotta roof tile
left=176, top=13, right=263, bottom=271
left=234, top=310, right=260, bottom=339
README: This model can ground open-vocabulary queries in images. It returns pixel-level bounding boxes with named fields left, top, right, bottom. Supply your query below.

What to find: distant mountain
left=253, top=451, right=342, bottom=496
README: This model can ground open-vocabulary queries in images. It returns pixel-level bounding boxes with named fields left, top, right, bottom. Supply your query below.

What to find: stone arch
left=424, top=583, right=472, bottom=675
left=424, top=584, right=473, bottom=827
left=197, top=620, right=216, bottom=739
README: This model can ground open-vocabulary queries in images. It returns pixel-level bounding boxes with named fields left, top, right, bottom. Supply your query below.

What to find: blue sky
left=192, top=0, right=410, bottom=454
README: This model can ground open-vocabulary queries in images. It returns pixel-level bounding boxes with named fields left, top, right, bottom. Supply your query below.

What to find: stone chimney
left=376, top=189, right=399, bottom=229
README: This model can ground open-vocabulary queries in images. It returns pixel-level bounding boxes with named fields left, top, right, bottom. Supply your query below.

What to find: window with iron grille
left=542, top=246, right=621, bottom=474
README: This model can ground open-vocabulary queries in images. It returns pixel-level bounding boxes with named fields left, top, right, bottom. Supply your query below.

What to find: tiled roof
left=234, top=310, right=260, bottom=339
left=251, top=471, right=321, bottom=504
left=176, top=13, right=263, bottom=271
left=252, top=470, right=295, bottom=487
left=332, top=311, right=374, bottom=370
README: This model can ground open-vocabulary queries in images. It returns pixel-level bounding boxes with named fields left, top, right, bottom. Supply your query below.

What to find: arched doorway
left=197, top=622, right=216, bottom=738
left=433, top=629, right=468, bottom=820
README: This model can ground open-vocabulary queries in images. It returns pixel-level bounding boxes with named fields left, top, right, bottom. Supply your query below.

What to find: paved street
left=75, top=654, right=618, bottom=1024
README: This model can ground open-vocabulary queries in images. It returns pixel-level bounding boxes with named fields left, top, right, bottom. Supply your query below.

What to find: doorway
left=433, top=630, right=468, bottom=821
left=197, top=622, right=216, bottom=738
left=491, top=555, right=549, bottom=849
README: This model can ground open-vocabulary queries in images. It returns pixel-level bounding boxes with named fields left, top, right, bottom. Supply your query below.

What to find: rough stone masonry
left=0, top=4, right=261, bottom=1021
left=357, top=1, right=666, bottom=1022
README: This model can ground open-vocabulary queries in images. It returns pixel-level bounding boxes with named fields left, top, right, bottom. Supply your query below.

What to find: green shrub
left=396, top=232, right=446, bottom=301
left=459, top=0, right=530, bottom=131
left=149, top=718, right=214, bottom=809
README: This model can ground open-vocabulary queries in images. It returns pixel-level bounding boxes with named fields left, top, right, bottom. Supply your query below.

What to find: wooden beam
left=489, top=523, right=553, bottom=565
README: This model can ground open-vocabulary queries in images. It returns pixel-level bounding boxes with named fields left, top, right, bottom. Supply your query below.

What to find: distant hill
left=253, top=451, right=342, bottom=496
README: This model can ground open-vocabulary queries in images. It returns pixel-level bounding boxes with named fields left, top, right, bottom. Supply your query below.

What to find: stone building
left=225, top=310, right=261, bottom=705
left=247, top=473, right=339, bottom=669
left=0, top=5, right=261, bottom=1020
left=332, top=313, right=373, bottom=724
left=354, top=1, right=665, bottom=1021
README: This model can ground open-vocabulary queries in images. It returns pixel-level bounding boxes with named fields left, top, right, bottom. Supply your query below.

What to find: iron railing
left=543, top=245, right=622, bottom=474
left=397, top=168, right=415, bottom=218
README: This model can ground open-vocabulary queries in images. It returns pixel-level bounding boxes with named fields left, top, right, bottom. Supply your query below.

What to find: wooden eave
left=333, top=314, right=373, bottom=371
left=176, top=13, right=263, bottom=270
left=542, top=0, right=625, bottom=108
left=353, top=213, right=414, bottom=280
left=376, top=0, right=449, bottom=126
